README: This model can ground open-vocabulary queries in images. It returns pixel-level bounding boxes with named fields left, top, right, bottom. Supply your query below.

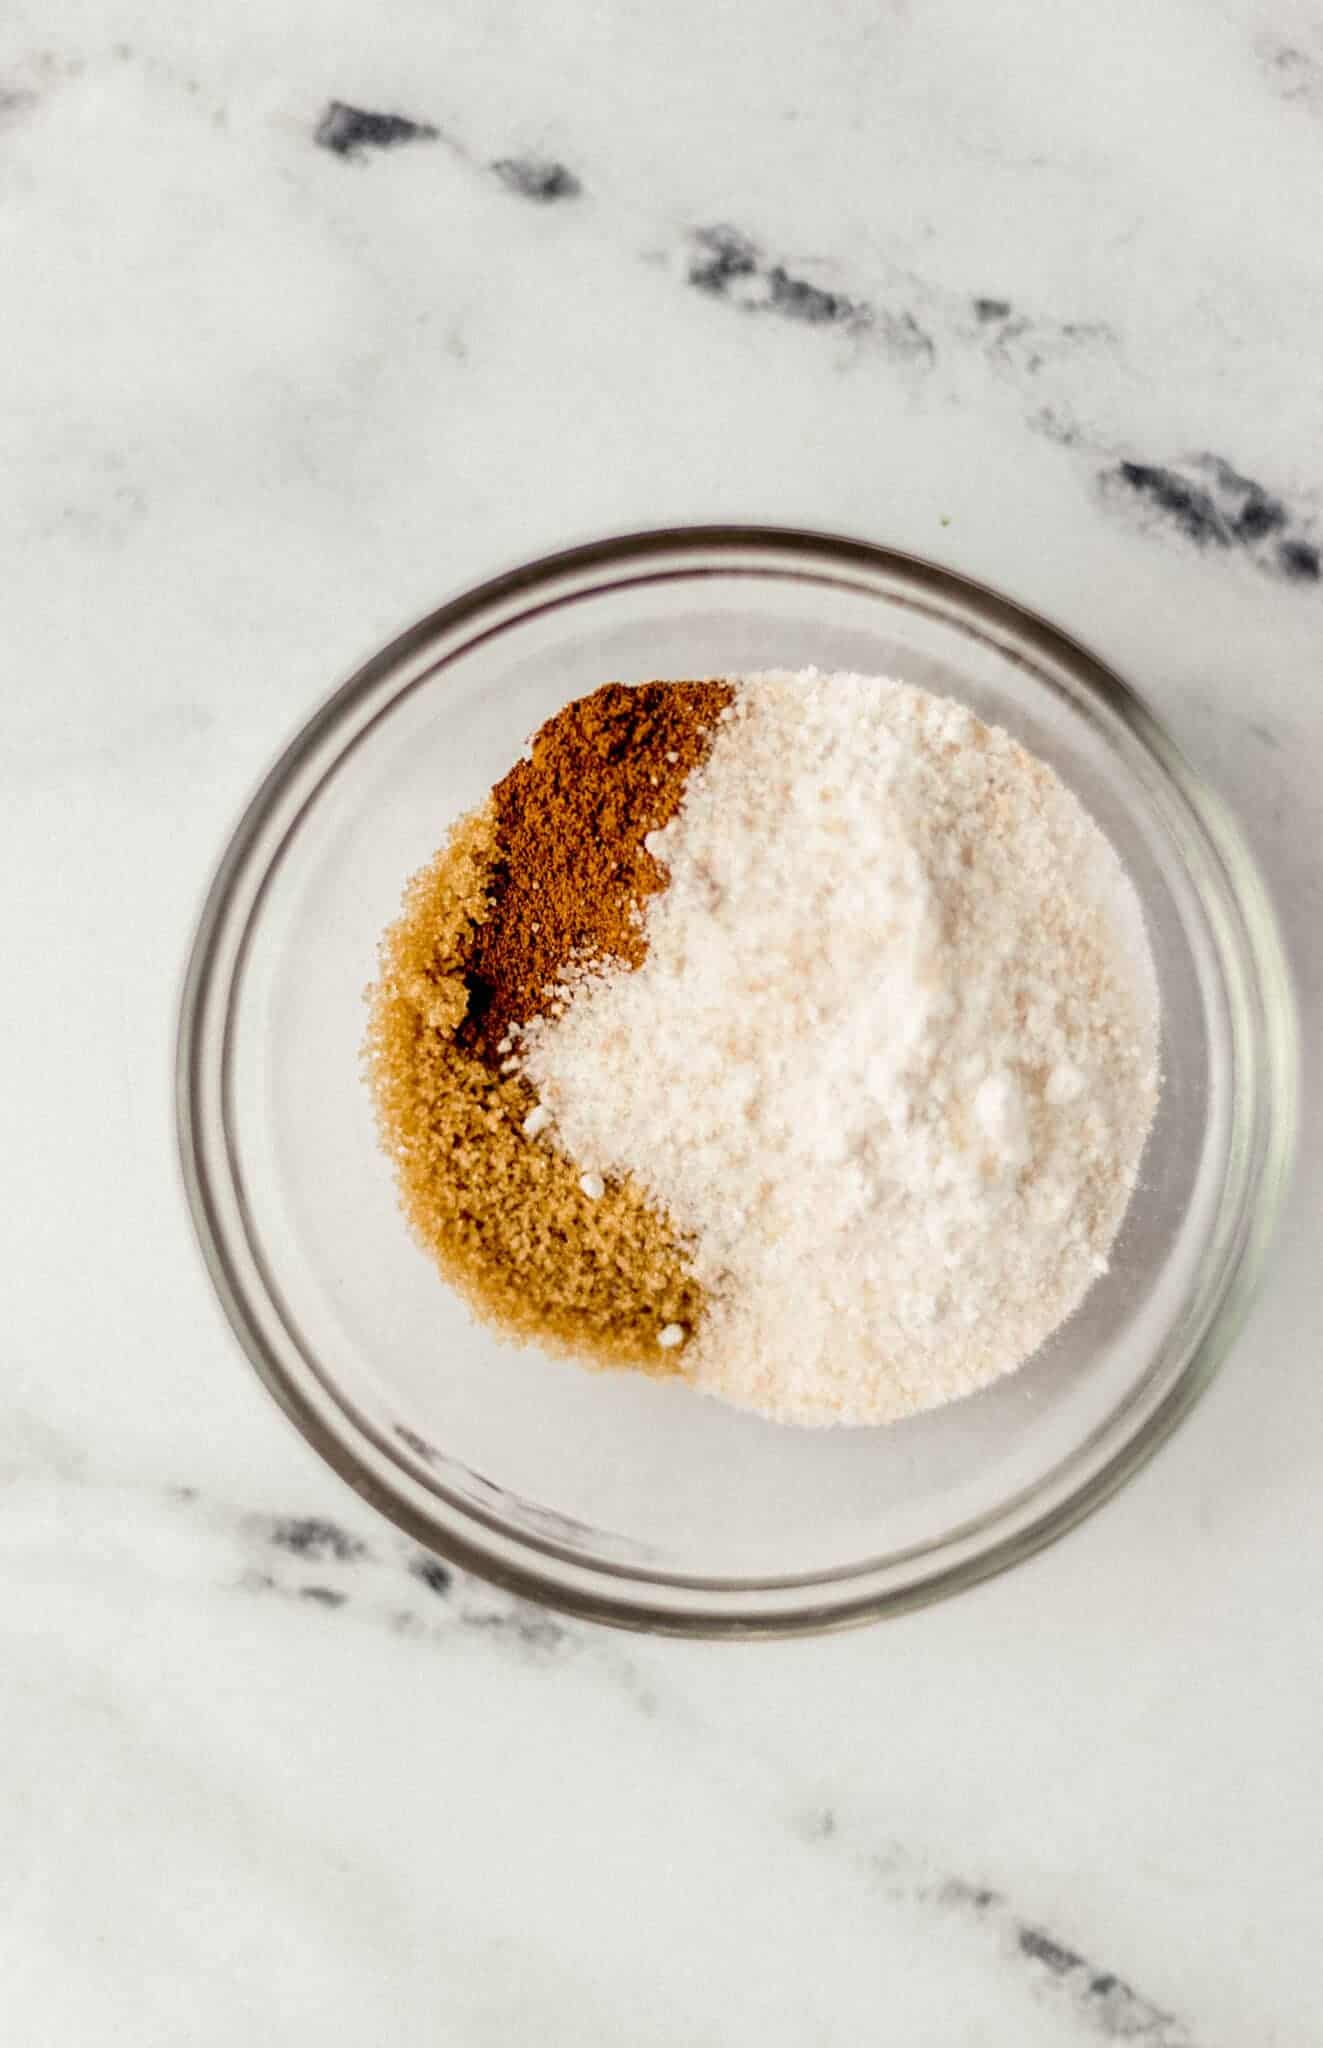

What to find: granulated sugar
left=519, top=670, right=1160, bottom=1426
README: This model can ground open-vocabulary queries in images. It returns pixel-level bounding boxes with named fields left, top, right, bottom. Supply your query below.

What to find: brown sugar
left=365, top=682, right=731, bottom=1368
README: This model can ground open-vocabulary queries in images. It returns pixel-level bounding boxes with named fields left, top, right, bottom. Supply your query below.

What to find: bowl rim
left=175, top=524, right=1299, bottom=1637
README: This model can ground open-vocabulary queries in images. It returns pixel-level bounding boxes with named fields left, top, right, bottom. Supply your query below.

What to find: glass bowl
left=176, top=528, right=1297, bottom=1636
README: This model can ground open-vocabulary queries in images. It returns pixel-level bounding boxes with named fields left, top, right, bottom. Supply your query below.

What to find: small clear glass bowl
left=177, top=528, right=1297, bottom=1635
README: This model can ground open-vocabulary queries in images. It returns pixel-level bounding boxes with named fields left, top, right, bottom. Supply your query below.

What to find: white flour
left=520, top=671, right=1160, bottom=1426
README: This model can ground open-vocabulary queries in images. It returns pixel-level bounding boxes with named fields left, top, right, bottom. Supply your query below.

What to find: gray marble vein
left=166, top=1485, right=1201, bottom=2041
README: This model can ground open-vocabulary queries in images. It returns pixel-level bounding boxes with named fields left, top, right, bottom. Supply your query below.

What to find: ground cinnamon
left=461, top=681, right=733, bottom=1063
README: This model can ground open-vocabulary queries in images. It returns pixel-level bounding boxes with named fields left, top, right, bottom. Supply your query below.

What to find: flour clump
left=518, top=670, right=1160, bottom=1426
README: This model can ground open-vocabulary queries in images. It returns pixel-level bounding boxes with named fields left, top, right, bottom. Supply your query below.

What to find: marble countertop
left=4, top=1, right=1321, bottom=2040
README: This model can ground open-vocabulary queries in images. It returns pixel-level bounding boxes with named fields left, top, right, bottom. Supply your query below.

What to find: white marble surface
left=3, top=1, right=1322, bottom=2040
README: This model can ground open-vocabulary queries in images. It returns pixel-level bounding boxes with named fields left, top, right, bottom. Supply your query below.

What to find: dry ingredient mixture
left=367, top=670, right=1160, bottom=1427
